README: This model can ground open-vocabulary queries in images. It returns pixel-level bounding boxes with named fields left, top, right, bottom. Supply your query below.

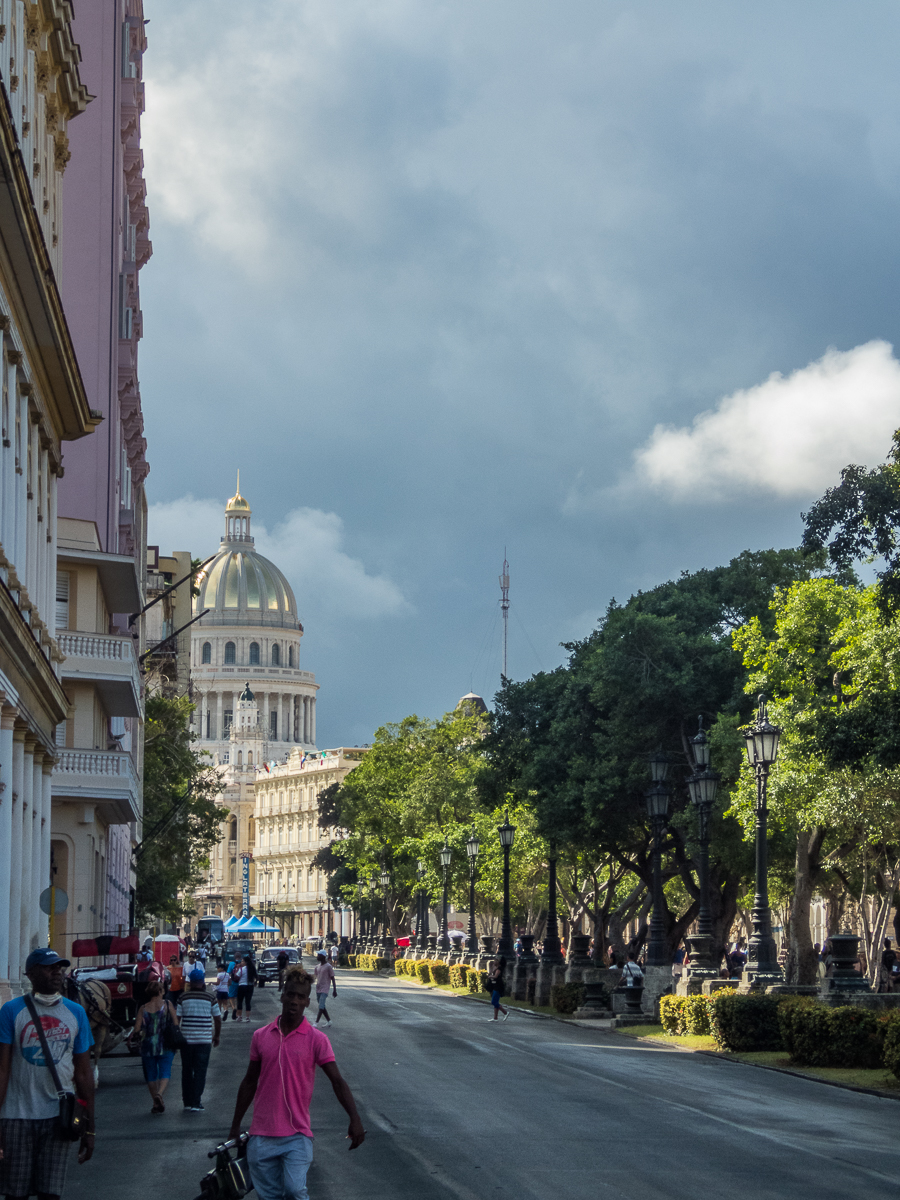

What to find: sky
left=141, top=1, right=900, bottom=748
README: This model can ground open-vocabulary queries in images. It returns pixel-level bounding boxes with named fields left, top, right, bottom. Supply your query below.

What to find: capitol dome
left=194, top=482, right=300, bottom=630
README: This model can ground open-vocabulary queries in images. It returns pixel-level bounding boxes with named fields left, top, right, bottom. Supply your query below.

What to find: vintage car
left=256, top=946, right=301, bottom=986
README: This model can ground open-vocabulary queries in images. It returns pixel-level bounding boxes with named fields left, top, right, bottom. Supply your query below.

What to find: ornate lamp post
left=465, top=829, right=480, bottom=958
left=368, top=878, right=376, bottom=949
left=686, top=717, right=719, bottom=978
left=438, top=840, right=452, bottom=954
left=645, top=750, right=672, bottom=968
left=541, top=841, right=564, bottom=963
left=355, top=881, right=362, bottom=946
left=497, top=811, right=516, bottom=959
left=379, top=866, right=391, bottom=949
left=415, top=859, right=427, bottom=953
left=742, top=695, right=783, bottom=988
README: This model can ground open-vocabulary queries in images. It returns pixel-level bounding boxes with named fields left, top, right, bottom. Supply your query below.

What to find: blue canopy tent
left=230, top=915, right=280, bottom=934
left=224, top=915, right=241, bottom=930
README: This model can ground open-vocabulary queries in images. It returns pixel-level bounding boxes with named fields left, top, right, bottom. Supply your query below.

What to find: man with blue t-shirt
left=0, top=948, right=95, bottom=1199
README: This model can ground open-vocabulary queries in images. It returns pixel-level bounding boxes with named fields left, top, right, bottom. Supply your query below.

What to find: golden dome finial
left=225, top=471, right=251, bottom=514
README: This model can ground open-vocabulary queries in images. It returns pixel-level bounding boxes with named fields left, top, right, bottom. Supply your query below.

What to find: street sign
left=240, top=852, right=252, bottom=918
left=39, top=886, right=68, bottom=915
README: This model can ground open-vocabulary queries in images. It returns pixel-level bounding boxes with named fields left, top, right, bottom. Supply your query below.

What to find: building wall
left=0, top=0, right=96, bottom=1001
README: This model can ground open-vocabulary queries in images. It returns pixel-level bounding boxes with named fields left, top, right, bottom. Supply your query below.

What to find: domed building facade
left=188, top=483, right=319, bottom=922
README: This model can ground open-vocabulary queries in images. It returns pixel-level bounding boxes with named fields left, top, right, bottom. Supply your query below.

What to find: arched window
left=271, top=644, right=280, bottom=666
left=249, top=641, right=260, bottom=665
left=229, top=817, right=237, bottom=840
left=202, top=642, right=211, bottom=664
left=237, top=751, right=242, bottom=766
left=224, top=641, right=236, bottom=664
left=288, top=647, right=294, bottom=667
left=248, top=752, right=253, bottom=765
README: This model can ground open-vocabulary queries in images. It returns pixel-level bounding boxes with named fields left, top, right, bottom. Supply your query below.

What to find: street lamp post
left=497, top=811, right=516, bottom=959
left=742, top=695, right=783, bottom=988
left=415, top=860, right=427, bottom=953
left=465, top=829, right=480, bottom=959
left=380, top=867, right=391, bottom=950
left=355, top=882, right=362, bottom=947
left=368, top=879, right=376, bottom=950
left=438, top=841, right=452, bottom=954
left=686, top=717, right=720, bottom=979
left=645, top=750, right=672, bottom=968
left=541, top=842, right=564, bottom=964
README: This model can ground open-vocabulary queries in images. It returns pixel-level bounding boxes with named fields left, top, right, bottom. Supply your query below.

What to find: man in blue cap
left=0, top=948, right=95, bottom=1198
left=177, top=969, right=221, bottom=1112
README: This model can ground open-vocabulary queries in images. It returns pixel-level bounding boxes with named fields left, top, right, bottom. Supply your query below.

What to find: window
left=221, top=752, right=229, bottom=764
left=249, top=641, right=260, bottom=665
left=248, top=752, right=253, bottom=765
left=288, top=647, right=294, bottom=667
left=230, top=864, right=236, bottom=885
left=224, top=709, right=233, bottom=735
left=224, top=641, right=236, bottom=664
left=270, top=711, right=277, bottom=739
left=201, top=641, right=211, bottom=664
left=271, top=644, right=280, bottom=666
left=237, top=751, right=242, bottom=766
left=55, top=572, right=69, bottom=631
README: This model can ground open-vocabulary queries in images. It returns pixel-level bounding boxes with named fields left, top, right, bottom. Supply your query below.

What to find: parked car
left=257, top=947, right=301, bottom=986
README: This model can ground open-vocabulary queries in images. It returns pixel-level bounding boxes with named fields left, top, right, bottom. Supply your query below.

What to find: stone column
left=216, top=691, right=223, bottom=744
left=19, top=737, right=36, bottom=969
left=310, top=698, right=316, bottom=746
left=263, top=692, right=270, bottom=741
left=30, top=749, right=44, bottom=953
left=8, top=727, right=25, bottom=985
left=0, top=706, right=16, bottom=995
left=276, top=694, right=283, bottom=744
left=40, top=758, right=53, bottom=945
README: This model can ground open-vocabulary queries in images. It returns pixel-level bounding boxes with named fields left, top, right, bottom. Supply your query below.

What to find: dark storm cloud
left=140, top=0, right=900, bottom=744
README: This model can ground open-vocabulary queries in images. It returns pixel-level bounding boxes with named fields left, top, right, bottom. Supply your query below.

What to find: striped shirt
left=177, top=990, right=221, bottom=1044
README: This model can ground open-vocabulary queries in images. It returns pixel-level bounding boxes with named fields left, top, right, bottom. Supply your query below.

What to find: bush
left=347, top=955, right=357, bottom=969
left=659, top=995, right=687, bottom=1034
left=550, top=982, right=585, bottom=1014
left=449, top=964, right=470, bottom=989
left=781, top=1003, right=886, bottom=1069
left=710, top=992, right=782, bottom=1052
left=467, top=969, right=489, bottom=994
left=395, top=958, right=408, bottom=976
left=684, top=994, right=715, bottom=1036
left=882, top=1013, right=900, bottom=1079
left=429, top=962, right=451, bottom=986
left=415, top=960, right=432, bottom=984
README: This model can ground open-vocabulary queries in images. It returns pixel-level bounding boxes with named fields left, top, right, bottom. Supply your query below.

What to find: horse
left=66, top=976, right=116, bottom=1086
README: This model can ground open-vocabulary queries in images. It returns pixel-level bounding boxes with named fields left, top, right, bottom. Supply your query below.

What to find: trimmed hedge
left=710, top=992, right=783, bottom=1052
left=428, top=961, right=451, bottom=986
left=780, top=1003, right=888, bottom=1069
left=449, top=963, right=471, bottom=989
left=468, top=969, right=490, bottom=994
left=550, top=982, right=585, bottom=1014
left=883, top=1014, right=900, bottom=1079
left=355, top=954, right=390, bottom=972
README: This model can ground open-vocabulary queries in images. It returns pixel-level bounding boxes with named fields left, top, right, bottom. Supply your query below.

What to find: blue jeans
left=248, top=1133, right=313, bottom=1200
left=180, top=1042, right=211, bottom=1108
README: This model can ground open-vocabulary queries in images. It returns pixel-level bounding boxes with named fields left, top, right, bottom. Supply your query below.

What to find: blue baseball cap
left=26, top=948, right=70, bottom=971
left=189, top=969, right=206, bottom=983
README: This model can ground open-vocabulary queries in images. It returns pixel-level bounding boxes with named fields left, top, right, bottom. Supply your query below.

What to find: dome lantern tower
left=224, top=471, right=252, bottom=544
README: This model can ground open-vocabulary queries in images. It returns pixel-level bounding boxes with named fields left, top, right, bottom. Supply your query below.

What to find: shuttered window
left=55, top=572, right=69, bottom=631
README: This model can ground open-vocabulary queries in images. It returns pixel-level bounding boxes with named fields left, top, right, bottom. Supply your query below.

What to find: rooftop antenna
left=500, top=551, right=510, bottom=683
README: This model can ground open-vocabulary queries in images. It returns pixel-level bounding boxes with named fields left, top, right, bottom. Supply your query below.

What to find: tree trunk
left=786, top=827, right=825, bottom=985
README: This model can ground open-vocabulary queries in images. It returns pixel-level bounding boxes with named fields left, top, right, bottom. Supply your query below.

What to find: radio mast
left=500, top=552, right=510, bottom=682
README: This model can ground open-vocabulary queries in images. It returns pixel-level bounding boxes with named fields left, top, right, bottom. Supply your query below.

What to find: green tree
left=484, top=549, right=822, bottom=963
left=135, top=694, right=225, bottom=926
left=733, top=579, right=900, bottom=983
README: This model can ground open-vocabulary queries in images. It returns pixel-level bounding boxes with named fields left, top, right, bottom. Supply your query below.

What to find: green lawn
left=617, top=1024, right=900, bottom=1091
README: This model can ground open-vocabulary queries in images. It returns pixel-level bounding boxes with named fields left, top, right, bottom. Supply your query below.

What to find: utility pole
left=500, top=552, right=510, bottom=683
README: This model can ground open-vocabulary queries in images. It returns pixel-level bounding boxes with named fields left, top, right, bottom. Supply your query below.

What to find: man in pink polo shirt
left=229, top=966, right=364, bottom=1199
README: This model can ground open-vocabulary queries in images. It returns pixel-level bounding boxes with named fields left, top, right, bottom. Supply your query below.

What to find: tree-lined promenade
left=319, top=434, right=900, bottom=989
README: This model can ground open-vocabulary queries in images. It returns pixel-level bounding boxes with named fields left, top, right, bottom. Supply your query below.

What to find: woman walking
left=215, top=965, right=232, bottom=1018
left=488, top=957, right=509, bottom=1022
left=131, top=979, right=180, bottom=1113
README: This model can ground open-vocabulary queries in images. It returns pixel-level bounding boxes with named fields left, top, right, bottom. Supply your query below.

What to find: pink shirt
left=248, top=1018, right=335, bottom=1139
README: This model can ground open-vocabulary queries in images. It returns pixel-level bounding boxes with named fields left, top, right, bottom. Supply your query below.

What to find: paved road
left=67, top=967, right=900, bottom=1199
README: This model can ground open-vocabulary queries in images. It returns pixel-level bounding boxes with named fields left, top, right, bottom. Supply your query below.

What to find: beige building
left=143, top=547, right=194, bottom=697
left=50, top=517, right=142, bottom=961
left=251, top=743, right=367, bottom=939
left=0, top=2, right=95, bottom=1001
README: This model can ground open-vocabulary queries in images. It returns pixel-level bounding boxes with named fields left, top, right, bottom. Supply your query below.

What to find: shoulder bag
left=23, top=994, right=89, bottom=1142
left=162, top=1000, right=187, bottom=1051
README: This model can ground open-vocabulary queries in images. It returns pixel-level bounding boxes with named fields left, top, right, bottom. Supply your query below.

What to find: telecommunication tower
left=500, top=553, right=510, bottom=682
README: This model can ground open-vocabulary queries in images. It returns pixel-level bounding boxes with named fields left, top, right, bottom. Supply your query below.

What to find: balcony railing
left=228, top=840, right=237, bottom=855
left=52, top=749, right=140, bottom=824
left=58, top=632, right=141, bottom=718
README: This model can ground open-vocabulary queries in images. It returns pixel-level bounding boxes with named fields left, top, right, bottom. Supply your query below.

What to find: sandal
left=152, top=1097, right=165, bottom=1114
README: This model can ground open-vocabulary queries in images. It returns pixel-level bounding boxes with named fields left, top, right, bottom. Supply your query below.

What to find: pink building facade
left=50, top=0, right=151, bottom=957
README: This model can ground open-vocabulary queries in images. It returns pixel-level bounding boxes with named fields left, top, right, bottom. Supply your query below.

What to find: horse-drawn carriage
left=69, top=934, right=143, bottom=1061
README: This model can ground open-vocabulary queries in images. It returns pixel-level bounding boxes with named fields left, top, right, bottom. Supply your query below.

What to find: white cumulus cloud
left=633, top=340, right=900, bottom=500
left=147, top=495, right=411, bottom=626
